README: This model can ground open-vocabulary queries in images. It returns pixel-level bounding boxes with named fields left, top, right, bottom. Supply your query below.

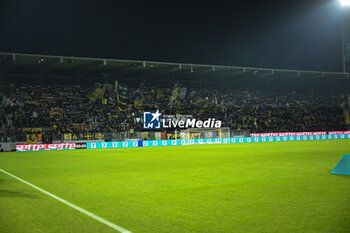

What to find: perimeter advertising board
left=86, top=134, right=350, bottom=149
left=16, top=134, right=350, bottom=151
left=16, top=143, right=76, bottom=152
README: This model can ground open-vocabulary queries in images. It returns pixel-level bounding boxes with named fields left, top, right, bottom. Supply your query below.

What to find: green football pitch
left=1, top=140, right=350, bottom=233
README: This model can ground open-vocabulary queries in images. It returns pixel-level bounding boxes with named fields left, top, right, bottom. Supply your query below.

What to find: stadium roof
left=0, top=52, right=349, bottom=88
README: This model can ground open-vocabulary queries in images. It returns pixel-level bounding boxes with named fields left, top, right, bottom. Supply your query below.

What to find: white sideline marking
left=0, top=168, right=131, bottom=233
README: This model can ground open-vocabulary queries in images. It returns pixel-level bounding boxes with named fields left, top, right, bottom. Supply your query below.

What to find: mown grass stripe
left=0, top=168, right=131, bottom=233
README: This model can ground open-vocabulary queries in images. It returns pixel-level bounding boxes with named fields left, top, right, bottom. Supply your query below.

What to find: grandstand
left=1, top=53, right=349, bottom=144
left=1, top=53, right=350, bottom=233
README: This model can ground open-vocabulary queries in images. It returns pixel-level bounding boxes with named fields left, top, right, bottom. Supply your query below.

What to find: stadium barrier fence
left=15, top=134, right=350, bottom=152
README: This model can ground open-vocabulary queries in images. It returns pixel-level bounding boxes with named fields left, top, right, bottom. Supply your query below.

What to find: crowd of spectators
left=0, top=82, right=347, bottom=141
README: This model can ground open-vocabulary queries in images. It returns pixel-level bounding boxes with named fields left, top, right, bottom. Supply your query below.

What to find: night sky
left=0, top=0, right=345, bottom=72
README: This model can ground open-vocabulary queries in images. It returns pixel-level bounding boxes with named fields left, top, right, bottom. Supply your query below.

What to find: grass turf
left=0, top=140, right=350, bottom=233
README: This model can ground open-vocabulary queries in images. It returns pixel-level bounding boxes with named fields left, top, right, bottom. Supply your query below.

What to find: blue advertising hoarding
left=86, top=134, right=350, bottom=150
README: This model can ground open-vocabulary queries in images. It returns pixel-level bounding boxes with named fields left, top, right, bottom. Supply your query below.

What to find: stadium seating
left=0, top=83, right=348, bottom=142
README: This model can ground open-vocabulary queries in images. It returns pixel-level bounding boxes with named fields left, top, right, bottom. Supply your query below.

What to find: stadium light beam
left=340, top=0, right=350, bottom=6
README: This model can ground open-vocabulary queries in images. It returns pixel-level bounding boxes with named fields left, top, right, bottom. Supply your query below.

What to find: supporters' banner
left=92, top=132, right=111, bottom=140
left=345, top=109, right=350, bottom=125
left=26, top=134, right=42, bottom=144
left=141, top=132, right=150, bottom=140
left=104, top=133, right=112, bottom=141
left=177, top=132, right=218, bottom=139
left=202, top=131, right=218, bottom=139
left=169, top=83, right=179, bottom=107
left=16, top=143, right=76, bottom=152
left=84, top=133, right=93, bottom=140
left=86, top=134, right=350, bottom=150
left=94, top=132, right=105, bottom=140
left=22, top=128, right=42, bottom=133
left=89, top=87, right=105, bottom=102
left=64, top=133, right=72, bottom=140
left=72, top=133, right=85, bottom=140
left=180, top=132, right=201, bottom=139
left=166, top=133, right=181, bottom=140
left=115, top=80, right=129, bottom=111
left=250, top=131, right=327, bottom=137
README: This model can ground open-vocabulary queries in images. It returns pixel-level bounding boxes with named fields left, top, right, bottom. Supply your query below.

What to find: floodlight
left=340, top=0, right=350, bottom=6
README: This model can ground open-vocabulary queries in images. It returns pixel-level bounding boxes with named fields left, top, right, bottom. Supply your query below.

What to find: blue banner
left=86, top=134, right=350, bottom=149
